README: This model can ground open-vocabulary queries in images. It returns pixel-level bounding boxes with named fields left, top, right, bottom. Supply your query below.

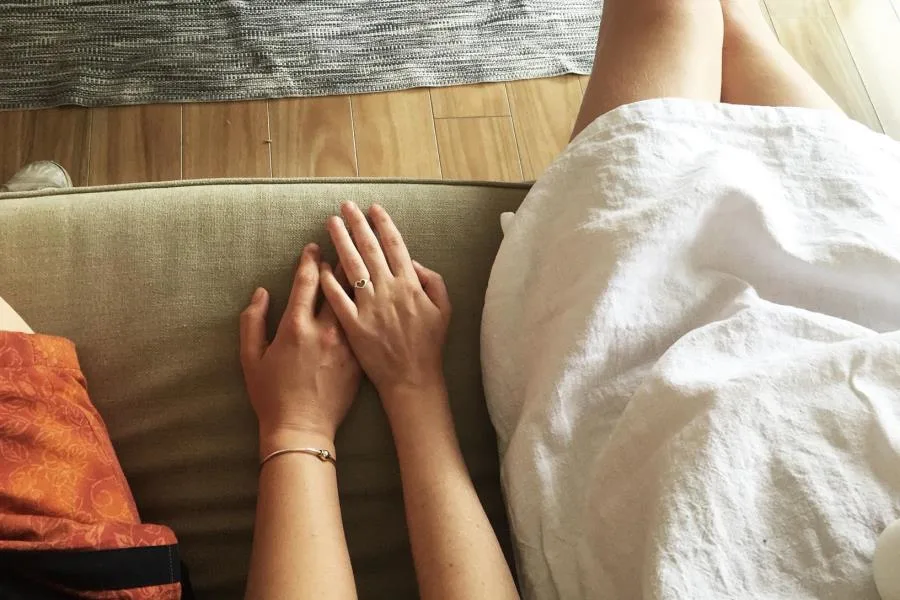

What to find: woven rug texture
left=0, top=0, right=602, bottom=109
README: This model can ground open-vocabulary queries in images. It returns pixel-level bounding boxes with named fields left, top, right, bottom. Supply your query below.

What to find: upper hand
left=240, top=243, right=362, bottom=453
left=319, top=202, right=452, bottom=405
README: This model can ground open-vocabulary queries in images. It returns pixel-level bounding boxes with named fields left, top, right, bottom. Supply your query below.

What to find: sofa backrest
left=0, top=179, right=529, bottom=598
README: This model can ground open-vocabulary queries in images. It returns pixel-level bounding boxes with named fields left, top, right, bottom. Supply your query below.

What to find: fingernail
left=306, top=242, right=319, bottom=253
left=252, top=287, right=265, bottom=302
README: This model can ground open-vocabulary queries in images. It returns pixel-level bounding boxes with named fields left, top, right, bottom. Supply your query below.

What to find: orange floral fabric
left=0, top=332, right=181, bottom=599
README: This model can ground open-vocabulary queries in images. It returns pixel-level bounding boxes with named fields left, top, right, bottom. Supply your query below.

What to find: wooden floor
left=1, top=0, right=898, bottom=187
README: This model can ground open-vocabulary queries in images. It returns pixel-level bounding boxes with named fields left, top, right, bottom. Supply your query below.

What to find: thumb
left=240, top=287, right=270, bottom=367
left=412, top=261, right=451, bottom=318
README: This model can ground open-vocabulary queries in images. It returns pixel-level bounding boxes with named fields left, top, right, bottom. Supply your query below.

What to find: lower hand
left=319, top=202, right=452, bottom=409
left=240, top=243, right=362, bottom=456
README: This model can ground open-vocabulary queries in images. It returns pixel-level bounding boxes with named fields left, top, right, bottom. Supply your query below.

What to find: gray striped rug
left=0, top=0, right=602, bottom=109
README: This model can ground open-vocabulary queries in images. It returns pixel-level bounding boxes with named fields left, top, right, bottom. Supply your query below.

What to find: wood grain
left=430, top=83, right=510, bottom=118
left=766, top=0, right=883, bottom=132
left=0, top=108, right=91, bottom=186
left=829, top=0, right=900, bottom=138
left=506, top=75, right=584, bottom=180
left=351, top=89, right=441, bottom=178
left=759, top=0, right=777, bottom=33
left=434, top=117, right=522, bottom=182
left=183, top=101, right=270, bottom=179
left=269, top=97, right=357, bottom=177
left=90, top=105, right=182, bottom=185
left=577, top=75, right=591, bottom=95
left=0, top=111, right=34, bottom=183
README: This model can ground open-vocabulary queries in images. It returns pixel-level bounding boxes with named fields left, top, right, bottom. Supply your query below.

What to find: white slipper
left=1, top=160, right=73, bottom=193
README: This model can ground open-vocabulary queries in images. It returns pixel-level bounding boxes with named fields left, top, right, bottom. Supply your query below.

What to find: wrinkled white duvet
left=482, top=99, right=900, bottom=599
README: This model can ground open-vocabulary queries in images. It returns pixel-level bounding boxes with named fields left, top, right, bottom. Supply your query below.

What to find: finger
left=412, top=261, right=452, bottom=317
left=318, top=297, right=336, bottom=324
left=335, top=262, right=350, bottom=287
left=333, top=262, right=354, bottom=296
left=239, top=287, right=270, bottom=366
left=341, top=201, right=392, bottom=279
left=282, top=244, right=321, bottom=332
left=320, top=262, right=359, bottom=326
left=317, top=263, right=348, bottom=325
left=327, top=215, right=370, bottom=287
left=369, top=204, right=416, bottom=279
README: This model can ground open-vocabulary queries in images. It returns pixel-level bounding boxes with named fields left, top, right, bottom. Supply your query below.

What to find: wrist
left=258, top=426, right=336, bottom=461
left=379, top=374, right=447, bottom=407
left=380, top=379, right=455, bottom=437
left=386, top=388, right=465, bottom=467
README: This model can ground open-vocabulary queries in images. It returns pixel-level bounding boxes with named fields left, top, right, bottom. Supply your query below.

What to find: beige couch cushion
left=0, top=179, right=529, bottom=599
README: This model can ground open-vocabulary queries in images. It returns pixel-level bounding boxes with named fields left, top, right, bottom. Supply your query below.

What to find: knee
left=607, top=0, right=723, bottom=29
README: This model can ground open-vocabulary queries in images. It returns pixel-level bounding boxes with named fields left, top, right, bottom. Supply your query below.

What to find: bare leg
left=0, top=297, right=32, bottom=333
left=572, top=0, right=725, bottom=139
left=720, top=0, right=842, bottom=111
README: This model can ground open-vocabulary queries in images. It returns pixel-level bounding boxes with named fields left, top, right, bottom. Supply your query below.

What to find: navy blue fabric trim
left=0, top=544, right=182, bottom=592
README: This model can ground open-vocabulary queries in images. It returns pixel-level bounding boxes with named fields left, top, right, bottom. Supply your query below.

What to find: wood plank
left=430, top=83, right=510, bottom=118
left=578, top=75, right=591, bottom=95
left=351, top=89, right=441, bottom=178
left=269, top=97, right=357, bottom=177
left=766, top=0, right=882, bottom=132
left=760, top=0, right=777, bottom=34
left=34, top=108, right=92, bottom=187
left=89, top=105, right=182, bottom=185
left=183, top=101, right=270, bottom=179
left=0, top=111, right=34, bottom=183
left=0, top=108, right=91, bottom=186
left=829, top=0, right=900, bottom=139
left=506, top=75, right=584, bottom=180
left=434, top=117, right=522, bottom=182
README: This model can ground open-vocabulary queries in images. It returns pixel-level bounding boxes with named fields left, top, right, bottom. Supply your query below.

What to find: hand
left=240, top=243, right=362, bottom=454
left=319, top=202, right=452, bottom=406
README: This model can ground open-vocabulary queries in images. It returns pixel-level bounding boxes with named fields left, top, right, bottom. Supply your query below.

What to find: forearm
left=386, top=383, right=519, bottom=600
left=245, top=431, right=357, bottom=600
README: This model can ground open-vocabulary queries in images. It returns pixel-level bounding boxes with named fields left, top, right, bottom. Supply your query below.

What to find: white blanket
left=482, top=99, right=900, bottom=599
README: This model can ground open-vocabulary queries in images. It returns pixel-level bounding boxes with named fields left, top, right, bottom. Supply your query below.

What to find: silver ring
left=354, top=278, right=371, bottom=290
